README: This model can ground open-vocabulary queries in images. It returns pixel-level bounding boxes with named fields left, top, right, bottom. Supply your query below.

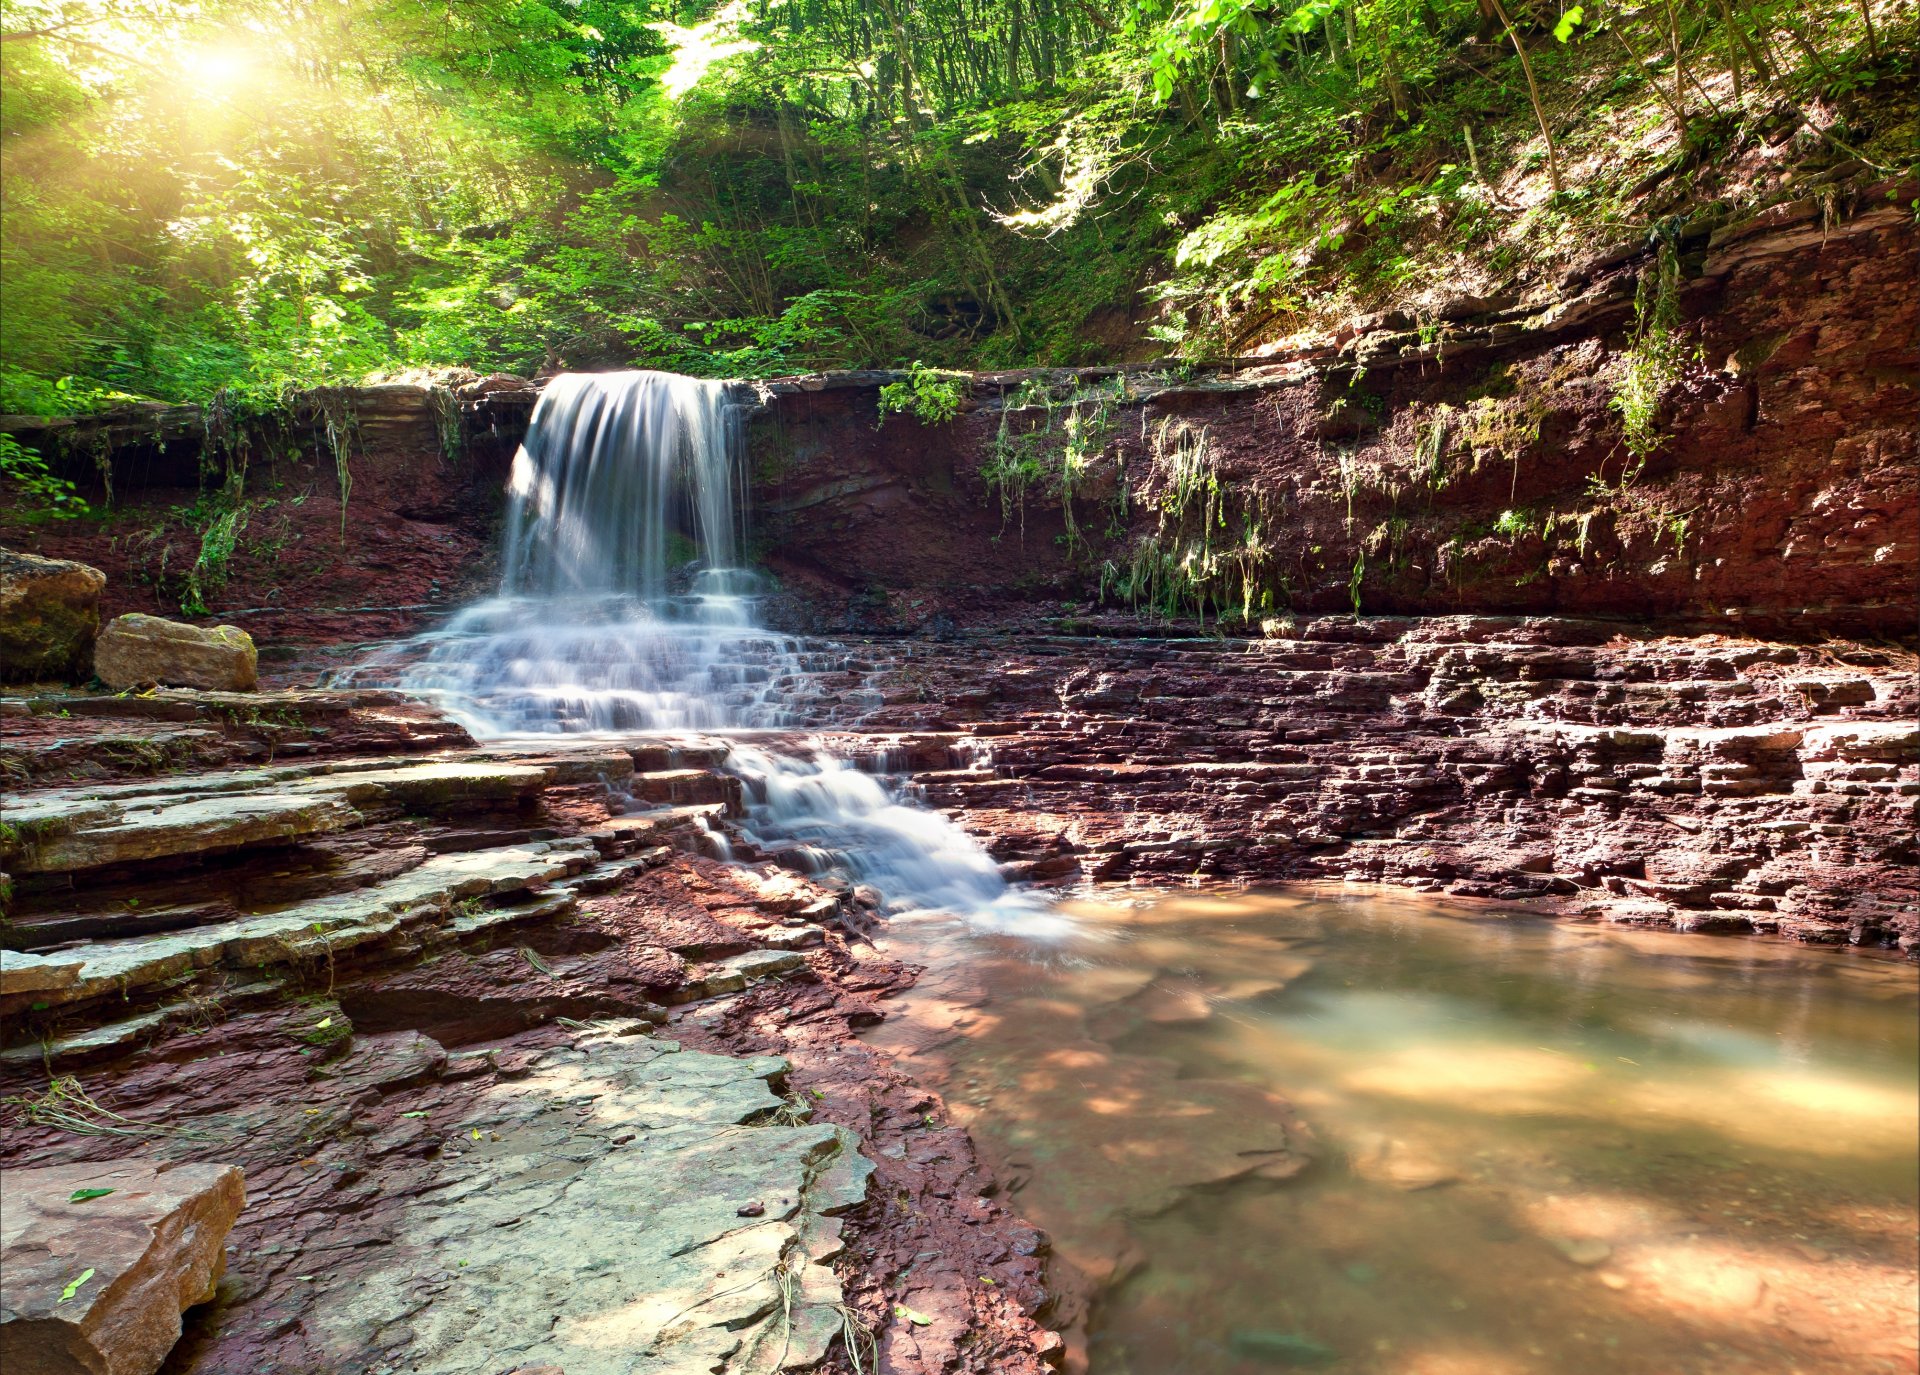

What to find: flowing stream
left=866, top=890, right=1920, bottom=1375
left=373, top=370, right=1919, bottom=1373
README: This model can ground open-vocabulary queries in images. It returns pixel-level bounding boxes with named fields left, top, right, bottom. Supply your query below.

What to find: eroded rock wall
left=848, top=616, right=1919, bottom=951
left=747, top=184, right=1917, bottom=641
left=0, top=380, right=536, bottom=654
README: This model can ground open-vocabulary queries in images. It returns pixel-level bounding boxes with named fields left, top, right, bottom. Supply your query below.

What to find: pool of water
left=865, top=888, right=1920, bottom=1375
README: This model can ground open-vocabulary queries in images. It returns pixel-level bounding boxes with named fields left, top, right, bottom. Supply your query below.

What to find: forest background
left=1, top=0, right=1912, bottom=422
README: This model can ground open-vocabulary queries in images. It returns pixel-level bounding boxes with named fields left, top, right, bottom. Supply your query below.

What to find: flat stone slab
left=0, top=1159, right=245, bottom=1375
left=4, top=793, right=361, bottom=874
left=665, top=950, right=810, bottom=1004
left=0, top=951, right=87, bottom=996
left=1, top=756, right=605, bottom=876
left=292, top=760, right=555, bottom=808
left=1, top=839, right=599, bottom=1017
left=308, top=1027, right=872, bottom=1375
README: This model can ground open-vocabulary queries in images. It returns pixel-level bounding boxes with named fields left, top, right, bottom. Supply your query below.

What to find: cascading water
left=388, top=372, right=819, bottom=735
left=374, top=369, right=1045, bottom=925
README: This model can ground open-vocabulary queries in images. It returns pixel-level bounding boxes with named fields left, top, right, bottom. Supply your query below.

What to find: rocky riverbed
left=2, top=600, right=1912, bottom=1372
left=0, top=689, right=1064, bottom=1375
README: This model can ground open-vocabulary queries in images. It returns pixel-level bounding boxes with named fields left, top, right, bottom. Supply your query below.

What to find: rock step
left=586, top=804, right=731, bottom=856
left=1, top=758, right=573, bottom=876
left=4, top=792, right=364, bottom=875
left=0, top=838, right=597, bottom=1024
left=0, top=976, right=290, bottom=1067
left=662, top=949, right=810, bottom=1003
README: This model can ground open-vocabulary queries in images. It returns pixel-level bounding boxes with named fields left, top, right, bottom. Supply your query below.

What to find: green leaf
left=59, top=1268, right=95, bottom=1303
left=1553, top=7, right=1586, bottom=42
left=68, top=1189, right=115, bottom=1204
left=893, top=1304, right=935, bottom=1326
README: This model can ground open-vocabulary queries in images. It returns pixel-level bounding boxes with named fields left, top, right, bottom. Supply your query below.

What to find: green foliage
left=982, top=378, right=1120, bottom=551
left=0, top=0, right=1910, bottom=410
left=0, top=434, right=88, bottom=518
left=182, top=499, right=252, bottom=618
left=1101, top=417, right=1276, bottom=623
left=878, top=362, right=967, bottom=426
left=1611, top=239, right=1685, bottom=463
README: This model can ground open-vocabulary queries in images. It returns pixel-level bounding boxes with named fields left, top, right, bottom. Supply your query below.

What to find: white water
left=376, top=369, right=1047, bottom=927
left=724, top=742, right=1064, bottom=931
left=382, top=372, right=822, bottom=735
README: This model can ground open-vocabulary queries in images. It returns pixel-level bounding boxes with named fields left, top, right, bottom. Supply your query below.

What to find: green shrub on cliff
left=878, top=363, right=968, bottom=426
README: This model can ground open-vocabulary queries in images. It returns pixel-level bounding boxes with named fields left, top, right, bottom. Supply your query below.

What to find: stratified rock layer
left=0, top=1159, right=245, bottom=1375
left=850, top=616, right=1919, bottom=949
left=0, top=698, right=1059, bottom=1375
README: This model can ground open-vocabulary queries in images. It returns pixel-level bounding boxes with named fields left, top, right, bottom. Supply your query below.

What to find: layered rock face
left=746, top=184, right=1916, bottom=642
left=847, top=616, right=1918, bottom=950
left=0, top=690, right=1059, bottom=1375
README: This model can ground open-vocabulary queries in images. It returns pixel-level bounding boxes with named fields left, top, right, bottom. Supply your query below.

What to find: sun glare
left=179, top=44, right=257, bottom=89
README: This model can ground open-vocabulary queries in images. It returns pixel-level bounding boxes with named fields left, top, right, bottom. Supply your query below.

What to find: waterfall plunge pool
left=863, top=887, right=1920, bottom=1375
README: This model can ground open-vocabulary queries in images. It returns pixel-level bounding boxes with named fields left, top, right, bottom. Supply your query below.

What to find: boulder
left=0, top=550, right=105, bottom=684
left=0, top=1159, right=245, bottom=1375
left=93, top=615, right=256, bottom=692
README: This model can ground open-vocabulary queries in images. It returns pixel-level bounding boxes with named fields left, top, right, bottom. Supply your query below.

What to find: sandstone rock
left=0, top=1159, right=245, bottom=1375
left=306, top=1030, right=872, bottom=1375
left=6, top=793, right=362, bottom=875
left=94, top=615, right=257, bottom=692
left=20, top=838, right=596, bottom=1010
left=0, top=550, right=105, bottom=684
left=0, top=950, right=86, bottom=996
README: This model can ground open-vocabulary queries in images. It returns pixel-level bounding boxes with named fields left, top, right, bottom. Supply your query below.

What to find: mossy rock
left=94, top=613, right=258, bottom=691
left=0, top=548, right=105, bottom=684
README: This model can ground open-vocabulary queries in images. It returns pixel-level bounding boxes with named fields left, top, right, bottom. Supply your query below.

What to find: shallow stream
left=867, top=889, right=1920, bottom=1375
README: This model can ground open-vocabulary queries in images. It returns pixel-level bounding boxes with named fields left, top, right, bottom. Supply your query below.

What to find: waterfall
left=393, top=371, right=812, bottom=735
left=381, top=369, right=1049, bottom=927
left=500, top=371, right=745, bottom=597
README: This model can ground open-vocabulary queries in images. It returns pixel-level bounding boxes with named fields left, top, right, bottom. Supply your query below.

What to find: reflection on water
left=867, top=889, right=1920, bottom=1375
